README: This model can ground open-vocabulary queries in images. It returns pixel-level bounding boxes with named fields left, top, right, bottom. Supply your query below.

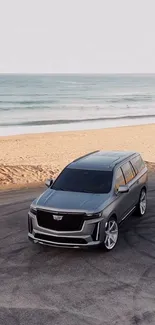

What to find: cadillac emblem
left=53, top=215, right=63, bottom=221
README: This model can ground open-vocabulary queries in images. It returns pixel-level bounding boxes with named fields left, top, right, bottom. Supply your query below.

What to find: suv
left=28, top=151, right=148, bottom=251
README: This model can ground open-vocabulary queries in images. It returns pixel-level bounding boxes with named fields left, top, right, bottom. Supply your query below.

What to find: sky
left=0, top=0, right=155, bottom=74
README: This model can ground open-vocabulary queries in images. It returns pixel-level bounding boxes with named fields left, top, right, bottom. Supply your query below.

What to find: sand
left=0, top=124, right=155, bottom=189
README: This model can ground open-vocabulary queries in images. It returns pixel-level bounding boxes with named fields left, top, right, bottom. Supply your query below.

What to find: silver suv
left=28, top=151, right=148, bottom=251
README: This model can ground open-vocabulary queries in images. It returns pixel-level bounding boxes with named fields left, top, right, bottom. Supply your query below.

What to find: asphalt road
left=0, top=176, right=155, bottom=325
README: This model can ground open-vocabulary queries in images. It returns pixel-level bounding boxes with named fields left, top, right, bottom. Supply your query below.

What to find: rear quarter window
left=131, top=155, right=145, bottom=174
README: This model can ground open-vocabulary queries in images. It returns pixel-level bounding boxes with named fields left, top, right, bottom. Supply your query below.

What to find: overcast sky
left=0, top=0, right=155, bottom=73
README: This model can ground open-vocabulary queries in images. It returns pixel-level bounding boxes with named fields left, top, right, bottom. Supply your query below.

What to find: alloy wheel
left=104, top=219, right=118, bottom=250
left=139, top=190, right=147, bottom=215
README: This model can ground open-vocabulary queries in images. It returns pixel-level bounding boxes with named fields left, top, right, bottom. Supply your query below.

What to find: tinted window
left=121, top=162, right=135, bottom=184
left=129, top=161, right=136, bottom=177
left=52, top=168, right=113, bottom=194
left=115, top=168, right=125, bottom=192
left=131, top=155, right=145, bottom=174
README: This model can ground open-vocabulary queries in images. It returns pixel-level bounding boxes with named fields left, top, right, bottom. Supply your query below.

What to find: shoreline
left=1, top=123, right=155, bottom=189
left=1, top=121, right=155, bottom=139
left=1, top=117, right=155, bottom=137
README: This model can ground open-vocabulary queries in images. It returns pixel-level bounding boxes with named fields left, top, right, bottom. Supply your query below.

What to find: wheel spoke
left=111, top=230, right=118, bottom=235
left=141, top=192, right=145, bottom=201
left=105, top=234, right=109, bottom=244
left=109, top=222, right=115, bottom=231
left=110, top=234, right=116, bottom=243
left=108, top=237, right=111, bottom=247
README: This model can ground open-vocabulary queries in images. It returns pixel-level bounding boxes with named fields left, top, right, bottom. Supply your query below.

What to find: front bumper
left=28, top=211, right=105, bottom=248
left=28, top=233, right=101, bottom=248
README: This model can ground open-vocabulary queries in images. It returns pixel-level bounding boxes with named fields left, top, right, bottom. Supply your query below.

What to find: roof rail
left=110, top=152, right=137, bottom=168
left=70, top=150, right=100, bottom=164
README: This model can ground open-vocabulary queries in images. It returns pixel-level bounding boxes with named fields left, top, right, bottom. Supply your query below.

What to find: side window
left=129, top=161, right=136, bottom=177
left=131, top=155, right=145, bottom=174
left=115, top=168, right=125, bottom=192
left=121, top=161, right=135, bottom=184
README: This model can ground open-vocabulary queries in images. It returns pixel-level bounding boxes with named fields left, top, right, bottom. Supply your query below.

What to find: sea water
left=0, top=74, right=155, bottom=136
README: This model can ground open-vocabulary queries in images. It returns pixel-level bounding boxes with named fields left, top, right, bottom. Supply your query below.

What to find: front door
left=114, top=162, right=136, bottom=222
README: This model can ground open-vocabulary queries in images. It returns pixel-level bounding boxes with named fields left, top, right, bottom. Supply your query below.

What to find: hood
left=35, top=188, right=111, bottom=214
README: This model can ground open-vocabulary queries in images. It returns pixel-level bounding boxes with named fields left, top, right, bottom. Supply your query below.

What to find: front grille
left=37, top=210, right=85, bottom=231
left=34, top=233, right=87, bottom=245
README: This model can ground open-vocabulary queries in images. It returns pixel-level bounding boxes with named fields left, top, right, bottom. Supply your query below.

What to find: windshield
left=52, top=168, right=113, bottom=194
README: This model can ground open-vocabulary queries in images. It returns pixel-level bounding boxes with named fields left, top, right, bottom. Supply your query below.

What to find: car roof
left=68, top=150, right=138, bottom=171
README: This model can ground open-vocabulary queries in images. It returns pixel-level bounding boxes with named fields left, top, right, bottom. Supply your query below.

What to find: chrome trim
left=38, top=242, right=81, bottom=249
left=36, top=205, right=88, bottom=214
left=96, top=222, right=100, bottom=241
left=121, top=206, right=136, bottom=222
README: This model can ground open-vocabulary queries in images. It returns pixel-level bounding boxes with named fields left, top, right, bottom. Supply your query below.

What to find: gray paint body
left=28, top=151, right=148, bottom=248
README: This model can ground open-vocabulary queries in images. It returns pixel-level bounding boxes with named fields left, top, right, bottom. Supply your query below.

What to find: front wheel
left=136, top=189, right=147, bottom=217
left=101, top=217, right=119, bottom=251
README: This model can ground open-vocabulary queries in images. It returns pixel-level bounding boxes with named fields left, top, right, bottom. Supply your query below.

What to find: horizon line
left=0, top=72, right=155, bottom=75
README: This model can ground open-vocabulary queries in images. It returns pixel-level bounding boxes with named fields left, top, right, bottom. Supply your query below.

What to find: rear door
left=130, top=154, right=147, bottom=203
left=121, top=161, right=137, bottom=208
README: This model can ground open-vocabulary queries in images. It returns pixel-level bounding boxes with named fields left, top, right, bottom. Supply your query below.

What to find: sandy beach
left=0, top=123, right=155, bottom=189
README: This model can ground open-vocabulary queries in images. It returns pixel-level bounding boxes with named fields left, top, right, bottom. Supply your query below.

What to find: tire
left=135, top=188, right=147, bottom=217
left=100, top=217, right=119, bottom=251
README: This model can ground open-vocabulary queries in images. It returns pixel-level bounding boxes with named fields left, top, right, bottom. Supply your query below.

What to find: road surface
left=0, top=175, right=155, bottom=325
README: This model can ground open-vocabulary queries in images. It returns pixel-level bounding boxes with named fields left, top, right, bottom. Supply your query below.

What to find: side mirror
left=45, top=178, right=54, bottom=187
left=118, top=185, right=129, bottom=193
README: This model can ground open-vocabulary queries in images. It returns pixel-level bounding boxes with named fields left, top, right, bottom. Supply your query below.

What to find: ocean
left=0, top=74, right=155, bottom=136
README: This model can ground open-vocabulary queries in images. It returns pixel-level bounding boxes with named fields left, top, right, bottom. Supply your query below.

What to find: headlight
left=86, top=212, right=102, bottom=219
left=30, top=206, right=37, bottom=215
